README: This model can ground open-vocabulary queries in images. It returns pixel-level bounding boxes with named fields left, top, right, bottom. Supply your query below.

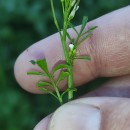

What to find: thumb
left=48, top=103, right=100, bottom=130
left=34, top=97, right=130, bottom=130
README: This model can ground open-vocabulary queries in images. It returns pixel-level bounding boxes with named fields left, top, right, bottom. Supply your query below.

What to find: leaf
left=50, top=0, right=62, bottom=37
left=27, top=71, right=48, bottom=77
left=36, top=81, right=52, bottom=87
left=79, top=16, right=88, bottom=35
left=57, top=71, right=69, bottom=84
left=86, top=26, right=98, bottom=33
left=36, top=59, right=49, bottom=74
left=82, top=26, right=98, bottom=36
left=66, top=31, right=74, bottom=44
left=74, top=16, right=89, bottom=48
left=76, top=0, right=80, bottom=6
left=30, top=60, right=36, bottom=65
left=61, top=87, right=77, bottom=98
left=80, top=33, right=92, bottom=45
left=69, top=23, right=79, bottom=35
left=52, top=64, right=69, bottom=75
left=74, top=56, right=91, bottom=60
left=38, top=87, right=58, bottom=100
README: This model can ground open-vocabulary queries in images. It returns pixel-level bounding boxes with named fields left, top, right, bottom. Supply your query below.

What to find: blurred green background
left=0, top=0, right=130, bottom=129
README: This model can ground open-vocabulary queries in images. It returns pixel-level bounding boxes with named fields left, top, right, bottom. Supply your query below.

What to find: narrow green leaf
left=38, top=87, right=58, bottom=100
left=66, top=31, right=73, bottom=42
left=52, top=64, right=69, bottom=75
left=57, top=71, right=69, bottom=84
left=76, top=0, right=80, bottom=6
left=65, top=0, right=69, bottom=8
left=79, top=16, right=88, bottom=35
left=27, top=71, right=48, bottom=77
left=74, top=56, right=91, bottom=60
left=36, top=81, right=51, bottom=87
left=80, top=33, right=92, bottom=45
left=61, top=87, right=77, bottom=98
left=66, top=32, right=75, bottom=44
left=36, top=59, right=49, bottom=74
left=30, top=60, right=36, bottom=65
left=61, top=0, right=65, bottom=14
left=50, top=0, right=62, bottom=37
left=82, top=26, right=98, bottom=36
left=69, top=23, right=79, bottom=35
left=87, top=26, right=97, bottom=33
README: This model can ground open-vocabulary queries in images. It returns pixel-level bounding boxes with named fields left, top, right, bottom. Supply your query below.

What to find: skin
left=14, top=6, right=130, bottom=130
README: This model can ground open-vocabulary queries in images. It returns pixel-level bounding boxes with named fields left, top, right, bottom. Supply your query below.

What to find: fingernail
left=48, top=103, right=101, bottom=130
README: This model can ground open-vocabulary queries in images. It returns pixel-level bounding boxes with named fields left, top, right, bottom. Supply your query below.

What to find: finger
left=85, top=75, right=130, bottom=97
left=35, top=97, right=130, bottom=130
left=34, top=75, right=130, bottom=129
left=14, top=6, right=130, bottom=93
left=34, top=115, right=52, bottom=130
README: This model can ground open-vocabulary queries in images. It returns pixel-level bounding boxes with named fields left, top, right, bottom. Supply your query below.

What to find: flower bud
left=69, top=44, right=74, bottom=50
left=74, top=5, right=79, bottom=11
left=71, top=0, right=76, bottom=7
left=68, top=5, right=79, bottom=20
left=69, top=10, right=75, bottom=20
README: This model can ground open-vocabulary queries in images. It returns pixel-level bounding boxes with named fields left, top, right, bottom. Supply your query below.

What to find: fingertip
left=14, top=46, right=45, bottom=94
left=14, top=34, right=64, bottom=94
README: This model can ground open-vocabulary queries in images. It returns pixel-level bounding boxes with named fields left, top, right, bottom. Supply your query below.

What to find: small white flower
left=69, top=44, right=74, bottom=50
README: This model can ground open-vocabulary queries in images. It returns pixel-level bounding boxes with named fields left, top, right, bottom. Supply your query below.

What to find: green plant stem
left=62, top=31, right=69, bottom=63
left=27, top=0, right=97, bottom=105
left=61, top=2, right=73, bottom=63
left=62, top=3, right=76, bottom=101
left=50, top=76, right=63, bottom=105
left=50, top=0, right=62, bottom=38
left=61, top=1, right=65, bottom=14
left=68, top=64, right=73, bottom=101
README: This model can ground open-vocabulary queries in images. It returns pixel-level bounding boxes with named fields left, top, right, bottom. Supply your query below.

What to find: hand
left=14, top=6, right=130, bottom=130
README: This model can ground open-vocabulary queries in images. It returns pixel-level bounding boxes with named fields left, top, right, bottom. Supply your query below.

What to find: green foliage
left=52, top=63, right=69, bottom=75
left=28, top=0, right=97, bottom=105
left=36, top=81, right=52, bottom=87
left=0, top=0, right=130, bottom=130
left=30, top=60, right=36, bottom=65
left=74, top=56, right=91, bottom=60
left=36, top=59, right=49, bottom=74
left=61, top=87, right=77, bottom=98
left=57, top=71, right=69, bottom=84
left=28, top=58, right=64, bottom=104
left=27, top=71, right=47, bottom=76
left=80, top=16, right=88, bottom=35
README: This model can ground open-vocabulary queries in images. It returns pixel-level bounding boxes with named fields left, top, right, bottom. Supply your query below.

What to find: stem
left=50, top=0, right=62, bottom=38
left=61, top=3, right=73, bottom=63
left=62, top=3, right=75, bottom=101
left=62, top=24, right=69, bottom=63
left=50, top=0, right=78, bottom=103
left=50, top=76, right=63, bottom=105
left=61, top=1, right=65, bottom=14
left=68, top=65, right=73, bottom=101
